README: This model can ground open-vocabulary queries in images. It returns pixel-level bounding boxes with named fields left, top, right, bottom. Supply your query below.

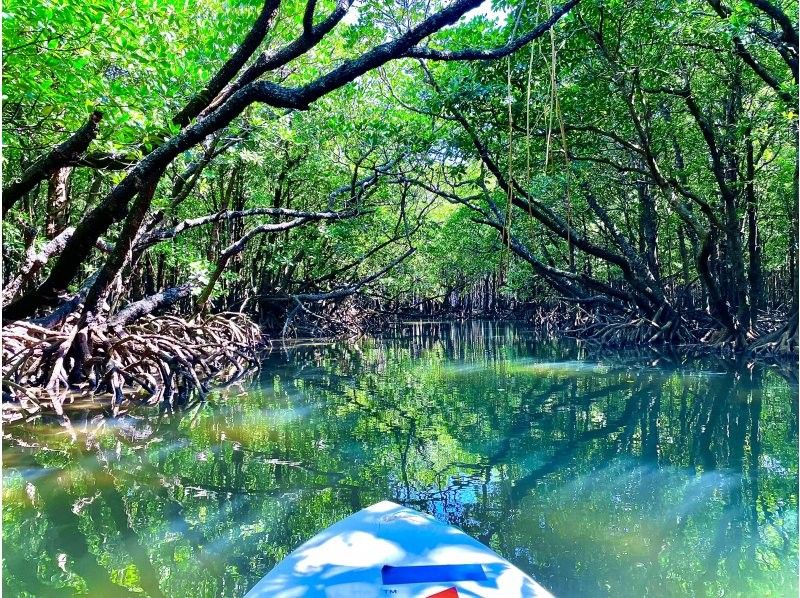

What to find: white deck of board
left=245, top=500, right=553, bottom=597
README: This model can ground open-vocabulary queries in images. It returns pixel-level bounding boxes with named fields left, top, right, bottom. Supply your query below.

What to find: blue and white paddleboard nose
left=246, top=501, right=553, bottom=597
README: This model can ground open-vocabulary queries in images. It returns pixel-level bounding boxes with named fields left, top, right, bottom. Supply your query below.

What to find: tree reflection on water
left=3, top=321, right=798, bottom=597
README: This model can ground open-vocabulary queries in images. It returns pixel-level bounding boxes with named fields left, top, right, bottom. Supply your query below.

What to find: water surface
left=3, top=321, right=798, bottom=596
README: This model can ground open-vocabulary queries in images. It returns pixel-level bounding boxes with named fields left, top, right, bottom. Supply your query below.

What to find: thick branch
left=172, top=0, right=282, bottom=126
left=3, top=112, right=102, bottom=216
left=474, top=215, right=632, bottom=309
left=438, top=80, right=636, bottom=277
left=681, top=90, right=737, bottom=207
left=707, top=0, right=797, bottom=96
left=746, top=0, right=798, bottom=51
left=108, top=284, right=195, bottom=328
left=732, top=37, right=795, bottom=103
left=81, top=174, right=164, bottom=322
left=2, top=227, right=75, bottom=305
left=197, top=0, right=355, bottom=118
left=303, top=0, right=319, bottom=34
left=221, top=212, right=353, bottom=261
left=707, top=0, right=797, bottom=80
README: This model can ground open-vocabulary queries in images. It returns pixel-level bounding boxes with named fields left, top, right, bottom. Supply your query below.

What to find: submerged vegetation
left=2, top=0, right=798, bottom=414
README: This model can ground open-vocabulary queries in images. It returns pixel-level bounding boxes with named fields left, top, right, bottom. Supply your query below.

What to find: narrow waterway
left=3, top=321, right=797, bottom=596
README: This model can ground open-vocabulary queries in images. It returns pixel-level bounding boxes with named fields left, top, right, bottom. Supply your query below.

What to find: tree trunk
left=46, top=167, right=72, bottom=239
left=637, top=180, right=660, bottom=282
left=721, top=66, right=750, bottom=339
left=80, top=174, right=163, bottom=324
left=745, top=131, right=763, bottom=319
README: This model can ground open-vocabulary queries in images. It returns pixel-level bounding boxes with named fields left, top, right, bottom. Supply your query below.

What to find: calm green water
left=3, top=321, right=798, bottom=597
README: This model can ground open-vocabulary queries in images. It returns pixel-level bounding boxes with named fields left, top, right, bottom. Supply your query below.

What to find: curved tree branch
left=10, top=0, right=572, bottom=319
left=404, top=0, right=580, bottom=60
left=172, top=0, right=282, bottom=126
left=3, top=111, right=102, bottom=216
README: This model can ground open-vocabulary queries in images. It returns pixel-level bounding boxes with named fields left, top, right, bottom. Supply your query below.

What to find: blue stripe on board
left=381, top=564, right=487, bottom=585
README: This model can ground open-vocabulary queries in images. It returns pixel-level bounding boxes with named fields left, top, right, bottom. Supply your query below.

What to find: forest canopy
left=2, top=0, right=798, bottom=410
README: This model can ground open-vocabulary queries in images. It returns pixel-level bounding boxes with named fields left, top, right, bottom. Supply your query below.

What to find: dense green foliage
left=1, top=0, right=797, bottom=340
left=2, top=3, right=797, bottom=593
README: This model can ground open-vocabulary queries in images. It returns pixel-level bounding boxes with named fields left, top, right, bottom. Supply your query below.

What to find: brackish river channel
left=3, top=321, right=798, bottom=596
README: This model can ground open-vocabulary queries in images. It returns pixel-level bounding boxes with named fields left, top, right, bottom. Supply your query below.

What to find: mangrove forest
left=1, top=0, right=798, bottom=595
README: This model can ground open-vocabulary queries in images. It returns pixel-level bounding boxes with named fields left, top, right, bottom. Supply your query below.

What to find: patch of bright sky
left=341, top=3, right=359, bottom=25
left=342, top=0, right=510, bottom=26
left=464, top=0, right=511, bottom=24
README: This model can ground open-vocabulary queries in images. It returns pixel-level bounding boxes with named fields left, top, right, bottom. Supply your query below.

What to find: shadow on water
left=3, top=321, right=798, bottom=597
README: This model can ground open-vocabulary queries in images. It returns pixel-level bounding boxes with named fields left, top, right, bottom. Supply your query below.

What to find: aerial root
left=551, top=304, right=797, bottom=356
left=546, top=305, right=712, bottom=349
left=749, top=311, right=798, bottom=356
left=2, top=312, right=262, bottom=419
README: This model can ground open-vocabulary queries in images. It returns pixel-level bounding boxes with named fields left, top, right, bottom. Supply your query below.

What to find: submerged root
left=749, top=311, right=798, bottom=356
left=560, top=307, right=696, bottom=349
left=553, top=303, right=797, bottom=357
left=2, top=312, right=262, bottom=419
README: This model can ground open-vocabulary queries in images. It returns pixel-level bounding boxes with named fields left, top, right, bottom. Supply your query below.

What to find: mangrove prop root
left=549, top=302, right=796, bottom=356
left=2, top=312, right=261, bottom=419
